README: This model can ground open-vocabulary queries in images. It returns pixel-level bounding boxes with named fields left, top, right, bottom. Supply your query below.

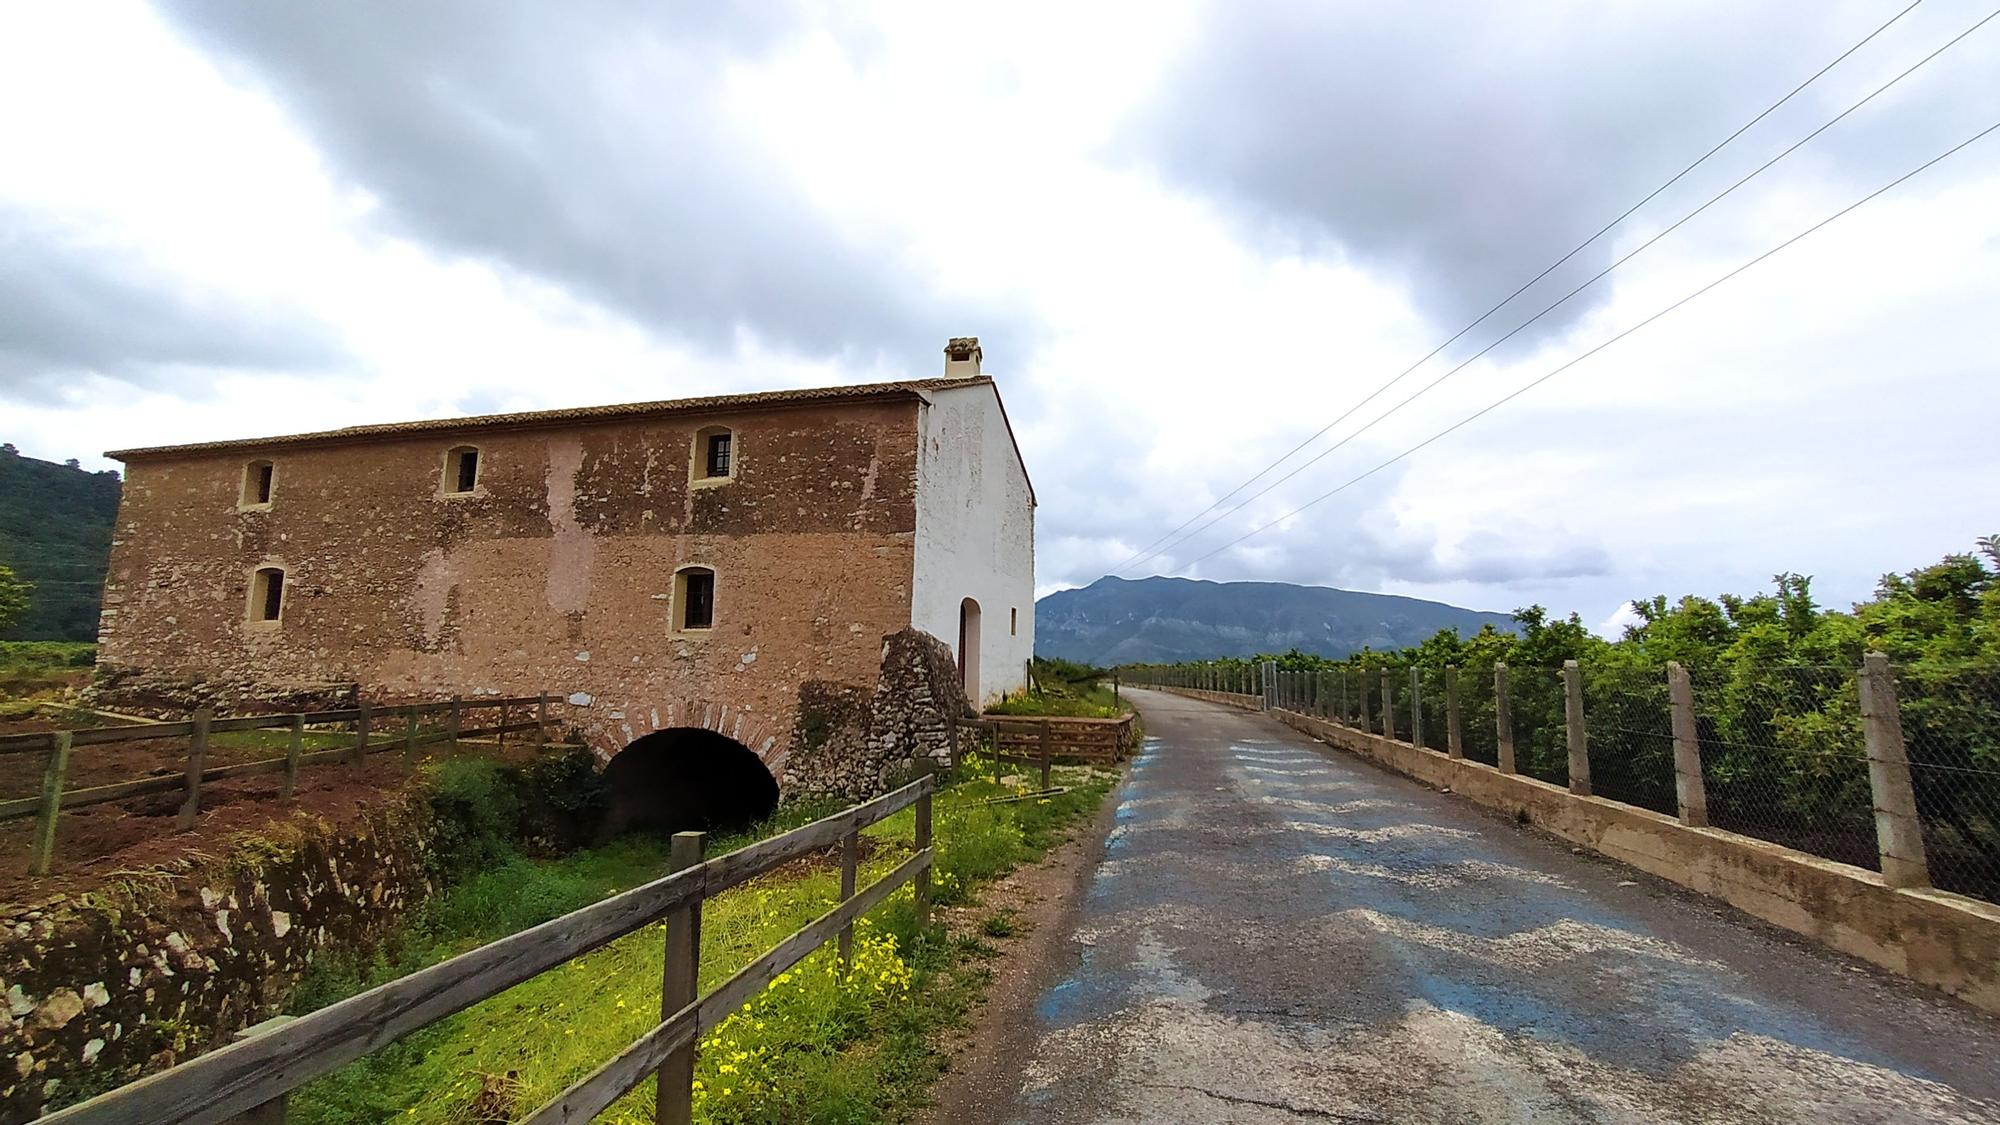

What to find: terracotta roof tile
left=106, top=376, right=991, bottom=460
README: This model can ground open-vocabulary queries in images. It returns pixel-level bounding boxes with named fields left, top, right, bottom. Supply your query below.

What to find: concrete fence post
left=177, top=708, right=212, bottom=830
left=1445, top=666, right=1464, bottom=760
left=1409, top=668, right=1423, bottom=749
left=658, top=831, right=706, bottom=1125
left=1495, top=663, right=1516, bottom=774
left=1357, top=672, right=1371, bottom=732
left=1563, top=660, right=1591, bottom=796
left=1339, top=670, right=1350, bottom=725
left=1858, top=653, right=1930, bottom=888
left=1379, top=672, right=1394, bottom=739
left=1666, top=662, right=1709, bottom=827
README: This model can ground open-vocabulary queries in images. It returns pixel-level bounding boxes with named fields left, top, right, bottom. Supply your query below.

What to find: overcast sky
left=4, top=1, right=1996, bottom=634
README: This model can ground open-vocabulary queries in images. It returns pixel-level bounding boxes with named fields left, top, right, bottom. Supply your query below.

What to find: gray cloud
left=1121, top=1, right=1995, bottom=350
left=154, top=0, right=1008, bottom=366
left=0, top=212, right=345, bottom=397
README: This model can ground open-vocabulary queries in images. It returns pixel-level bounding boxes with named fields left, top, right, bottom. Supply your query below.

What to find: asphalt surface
left=1000, top=689, right=2000, bottom=1124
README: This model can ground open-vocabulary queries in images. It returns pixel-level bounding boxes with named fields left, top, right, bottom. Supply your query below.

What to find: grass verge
left=287, top=753, right=1116, bottom=1123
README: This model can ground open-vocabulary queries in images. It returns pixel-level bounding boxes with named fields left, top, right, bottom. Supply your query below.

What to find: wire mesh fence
left=1138, top=654, right=2000, bottom=907
left=1581, top=663, right=1678, bottom=815
left=1459, top=666, right=1500, bottom=767
left=1507, top=666, right=1569, bottom=788
left=1691, top=665, right=1878, bottom=872
left=1896, top=665, right=2000, bottom=903
left=1414, top=666, right=1450, bottom=754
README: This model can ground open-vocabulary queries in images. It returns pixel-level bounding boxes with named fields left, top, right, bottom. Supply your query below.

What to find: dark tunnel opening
left=598, top=727, right=780, bottom=841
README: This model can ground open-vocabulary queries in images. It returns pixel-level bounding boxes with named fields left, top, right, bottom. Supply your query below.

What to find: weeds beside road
left=287, top=753, right=1119, bottom=1124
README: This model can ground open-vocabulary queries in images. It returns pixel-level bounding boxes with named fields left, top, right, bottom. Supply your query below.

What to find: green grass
left=985, top=680, right=1129, bottom=719
left=0, top=640, right=95, bottom=700
left=286, top=759, right=1116, bottom=1123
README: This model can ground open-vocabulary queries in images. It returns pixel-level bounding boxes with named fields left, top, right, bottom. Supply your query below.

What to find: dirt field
left=0, top=714, right=532, bottom=905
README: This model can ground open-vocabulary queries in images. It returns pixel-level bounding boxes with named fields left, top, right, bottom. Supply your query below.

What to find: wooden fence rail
left=44, top=775, right=936, bottom=1125
left=8, top=694, right=553, bottom=876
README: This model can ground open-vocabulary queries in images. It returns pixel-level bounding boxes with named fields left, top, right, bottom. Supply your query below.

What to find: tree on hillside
left=0, top=565, right=30, bottom=633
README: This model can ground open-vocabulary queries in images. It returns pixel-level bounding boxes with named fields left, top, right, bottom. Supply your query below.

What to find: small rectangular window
left=683, top=571, right=715, bottom=630
left=456, top=449, right=479, bottom=492
left=1011, top=607, right=1018, bottom=636
left=255, top=463, right=274, bottom=504
left=706, top=433, right=732, bottom=478
left=251, top=567, right=285, bottom=623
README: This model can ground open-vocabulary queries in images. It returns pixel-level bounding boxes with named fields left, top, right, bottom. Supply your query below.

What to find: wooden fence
left=956, top=714, right=1135, bottom=789
left=0, top=694, right=550, bottom=876
left=43, top=775, right=935, bottom=1125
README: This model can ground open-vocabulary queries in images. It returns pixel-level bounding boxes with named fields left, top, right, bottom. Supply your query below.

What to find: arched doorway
left=598, top=727, right=779, bottom=840
left=958, top=597, right=982, bottom=703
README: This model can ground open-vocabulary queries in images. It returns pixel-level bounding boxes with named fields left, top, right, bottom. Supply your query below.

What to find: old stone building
left=96, top=339, right=1035, bottom=816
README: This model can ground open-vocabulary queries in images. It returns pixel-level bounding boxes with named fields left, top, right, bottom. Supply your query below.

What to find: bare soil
left=0, top=715, right=537, bottom=907
left=917, top=775, right=1122, bottom=1124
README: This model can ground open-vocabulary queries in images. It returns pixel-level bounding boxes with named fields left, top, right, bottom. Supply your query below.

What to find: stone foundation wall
left=783, top=628, right=967, bottom=800
left=0, top=803, right=443, bottom=1120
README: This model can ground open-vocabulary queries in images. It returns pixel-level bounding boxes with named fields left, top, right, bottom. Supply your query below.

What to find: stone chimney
left=943, top=337, right=982, bottom=377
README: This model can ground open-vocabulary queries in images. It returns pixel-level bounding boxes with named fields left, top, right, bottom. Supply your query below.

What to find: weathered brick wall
left=97, top=400, right=924, bottom=793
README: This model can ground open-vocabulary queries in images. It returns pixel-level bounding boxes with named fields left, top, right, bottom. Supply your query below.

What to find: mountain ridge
left=1034, top=575, right=1517, bottom=665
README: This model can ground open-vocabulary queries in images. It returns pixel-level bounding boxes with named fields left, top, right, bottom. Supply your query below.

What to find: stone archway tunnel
left=597, top=727, right=780, bottom=840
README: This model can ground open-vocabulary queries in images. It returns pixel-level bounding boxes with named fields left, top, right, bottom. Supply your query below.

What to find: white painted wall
left=910, top=381, right=1036, bottom=708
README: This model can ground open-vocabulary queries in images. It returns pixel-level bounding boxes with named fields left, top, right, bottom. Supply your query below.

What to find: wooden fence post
left=29, top=732, right=71, bottom=876
left=536, top=691, right=550, bottom=752
left=496, top=701, right=509, bottom=752
left=1495, top=663, right=1516, bottom=775
left=1859, top=653, right=1930, bottom=889
left=1379, top=673, right=1394, bottom=739
left=1409, top=668, right=1423, bottom=748
left=838, top=830, right=859, bottom=971
left=353, top=700, right=372, bottom=767
left=228, top=1015, right=297, bottom=1125
left=658, top=831, right=706, bottom=1125
left=1039, top=720, right=1053, bottom=790
left=283, top=714, right=304, bottom=800
left=915, top=781, right=934, bottom=931
left=1563, top=660, right=1591, bottom=796
left=403, top=708, right=419, bottom=769
left=1666, top=663, right=1708, bottom=827
left=1445, top=666, right=1464, bottom=760
left=177, top=708, right=212, bottom=830
left=1112, top=670, right=1120, bottom=702
left=448, top=695, right=462, bottom=754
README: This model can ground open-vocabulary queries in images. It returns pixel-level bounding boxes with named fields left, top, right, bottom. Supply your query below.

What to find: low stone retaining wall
left=1, top=799, right=444, bottom=1120
left=1148, top=686, right=2000, bottom=1016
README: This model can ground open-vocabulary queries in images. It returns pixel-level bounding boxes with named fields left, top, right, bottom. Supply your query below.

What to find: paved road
left=1003, top=690, right=2000, bottom=1123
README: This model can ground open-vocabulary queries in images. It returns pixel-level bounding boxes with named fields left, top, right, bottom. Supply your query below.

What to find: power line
left=1105, top=0, right=1926, bottom=576
left=1117, top=3, right=1994, bottom=576
left=1178, top=116, right=2000, bottom=570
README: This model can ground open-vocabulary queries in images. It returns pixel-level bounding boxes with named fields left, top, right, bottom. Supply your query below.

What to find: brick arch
left=579, top=698, right=789, bottom=785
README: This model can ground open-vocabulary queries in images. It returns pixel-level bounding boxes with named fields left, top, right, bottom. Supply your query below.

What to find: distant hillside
left=1035, top=575, right=1517, bottom=665
left=0, top=445, right=122, bottom=641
